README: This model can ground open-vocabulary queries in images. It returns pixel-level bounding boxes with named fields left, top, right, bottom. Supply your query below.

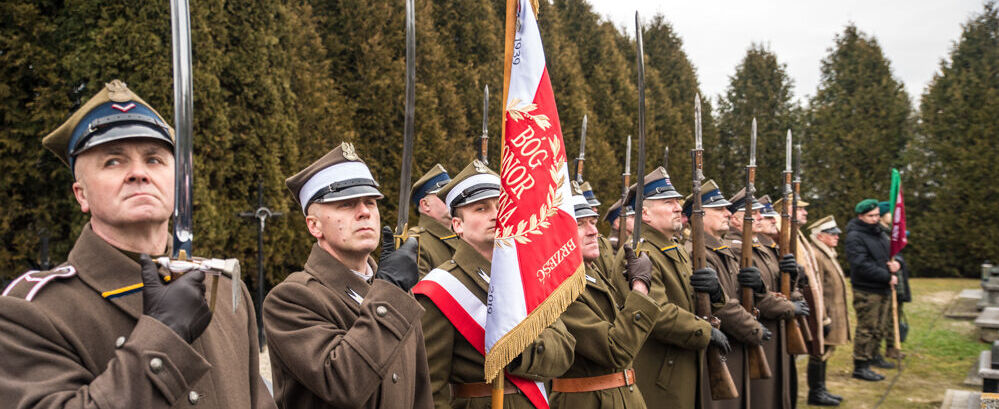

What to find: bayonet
left=396, top=0, right=417, bottom=240
left=691, top=93, right=738, bottom=400
left=617, top=135, right=631, bottom=247
left=662, top=146, right=669, bottom=175
left=780, top=129, right=809, bottom=354
left=632, top=12, right=647, bottom=250
left=480, top=85, right=489, bottom=164
left=575, top=115, right=587, bottom=183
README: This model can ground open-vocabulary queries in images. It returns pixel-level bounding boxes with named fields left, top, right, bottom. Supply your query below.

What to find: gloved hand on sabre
left=140, top=254, right=212, bottom=344
left=375, top=226, right=420, bottom=292
left=623, top=244, right=652, bottom=289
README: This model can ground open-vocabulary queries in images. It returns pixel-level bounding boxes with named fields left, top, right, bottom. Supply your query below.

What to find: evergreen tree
left=914, top=3, right=999, bottom=276
left=805, top=25, right=912, bottom=245
left=716, top=44, right=799, bottom=196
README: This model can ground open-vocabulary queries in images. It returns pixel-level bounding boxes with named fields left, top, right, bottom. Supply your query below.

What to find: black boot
left=852, top=359, right=885, bottom=381
left=807, top=359, right=840, bottom=406
left=820, top=360, right=843, bottom=402
left=871, top=354, right=895, bottom=369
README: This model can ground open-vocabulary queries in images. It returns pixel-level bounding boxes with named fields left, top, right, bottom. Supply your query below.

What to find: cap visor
left=313, top=185, right=384, bottom=204
left=73, top=123, right=173, bottom=156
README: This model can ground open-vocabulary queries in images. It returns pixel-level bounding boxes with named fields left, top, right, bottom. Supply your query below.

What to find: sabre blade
left=396, top=0, right=417, bottom=236
left=170, top=0, right=194, bottom=257
left=632, top=11, right=648, bottom=249
left=576, top=115, right=587, bottom=183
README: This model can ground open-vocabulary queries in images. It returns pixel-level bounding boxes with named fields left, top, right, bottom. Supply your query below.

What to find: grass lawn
left=797, top=277, right=982, bottom=408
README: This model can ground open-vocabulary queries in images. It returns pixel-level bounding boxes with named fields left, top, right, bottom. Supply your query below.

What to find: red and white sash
left=413, top=269, right=550, bottom=409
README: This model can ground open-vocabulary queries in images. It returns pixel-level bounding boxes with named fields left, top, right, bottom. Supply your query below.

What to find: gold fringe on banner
left=483, top=263, right=585, bottom=383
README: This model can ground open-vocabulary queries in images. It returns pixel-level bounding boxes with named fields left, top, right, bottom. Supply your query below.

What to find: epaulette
left=2, top=265, right=77, bottom=301
left=440, top=259, right=460, bottom=271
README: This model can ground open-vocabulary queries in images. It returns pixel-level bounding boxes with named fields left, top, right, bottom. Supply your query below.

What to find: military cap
left=579, top=181, right=601, bottom=207
left=726, top=187, right=765, bottom=214
left=758, top=194, right=780, bottom=218
left=412, top=164, right=451, bottom=205
left=773, top=195, right=810, bottom=212
left=682, top=194, right=694, bottom=218
left=571, top=182, right=599, bottom=219
left=878, top=201, right=891, bottom=216
left=628, top=166, right=683, bottom=208
left=603, top=198, right=635, bottom=224
left=698, top=179, right=731, bottom=209
left=854, top=198, right=879, bottom=214
left=437, top=159, right=501, bottom=216
left=43, top=80, right=174, bottom=170
left=809, top=215, right=842, bottom=235
left=286, top=142, right=383, bottom=213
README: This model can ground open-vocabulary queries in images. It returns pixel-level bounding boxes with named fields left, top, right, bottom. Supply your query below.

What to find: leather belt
left=452, top=382, right=518, bottom=398
left=552, top=368, right=636, bottom=393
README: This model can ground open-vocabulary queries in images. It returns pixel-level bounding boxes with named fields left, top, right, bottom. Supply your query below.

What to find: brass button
left=149, top=358, right=163, bottom=373
left=392, top=373, right=399, bottom=383
left=375, top=306, right=388, bottom=317
left=535, top=344, right=545, bottom=354
left=634, top=312, right=642, bottom=321
left=115, top=336, right=126, bottom=349
left=188, top=391, right=200, bottom=405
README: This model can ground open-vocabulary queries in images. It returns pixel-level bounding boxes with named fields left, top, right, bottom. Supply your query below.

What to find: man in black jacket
left=879, top=201, right=911, bottom=360
left=844, top=199, right=899, bottom=382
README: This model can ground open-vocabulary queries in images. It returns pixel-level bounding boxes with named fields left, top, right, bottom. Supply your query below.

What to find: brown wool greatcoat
left=552, top=262, right=662, bottom=409
left=0, top=224, right=275, bottom=409
left=417, top=240, right=576, bottom=409
left=809, top=235, right=851, bottom=346
left=634, top=226, right=713, bottom=409
left=723, top=231, right=794, bottom=409
left=410, top=214, right=459, bottom=277
left=696, top=234, right=763, bottom=409
left=263, top=244, right=432, bottom=409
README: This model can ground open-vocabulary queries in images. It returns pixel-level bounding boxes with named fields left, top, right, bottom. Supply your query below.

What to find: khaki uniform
left=595, top=235, right=618, bottom=278
left=697, top=234, right=763, bottom=409
left=410, top=214, right=459, bottom=276
left=633, top=226, right=713, bottom=409
left=724, top=231, right=794, bottom=409
left=810, top=236, right=851, bottom=348
left=417, top=240, right=576, bottom=409
left=794, top=230, right=825, bottom=350
left=552, top=263, right=662, bottom=409
left=0, top=224, right=274, bottom=409
left=263, top=244, right=432, bottom=409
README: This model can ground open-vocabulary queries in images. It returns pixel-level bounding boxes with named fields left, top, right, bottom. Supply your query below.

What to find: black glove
left=623, top=244, right=652, bottom=288
left=375, top=227, right=420, bottom=291
left=760, top=323, right=773, bottom=342
left=779, top=254, right=798, bottom=283
left=792, top=299, right=810, bottom=317
left=709, top=328, right=731, bottom=354
left=823, top=324, right=832, bottom=337
left=140, top=254, right=212, bottom=344
left=796, top=266, right=809, bottom=287
left=738, top=266, right=766, bottom=294
left=691, top=267, right=724, bottom=303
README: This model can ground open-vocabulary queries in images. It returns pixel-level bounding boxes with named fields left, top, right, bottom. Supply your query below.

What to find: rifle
left=395, top=0, right=417, bottom=245
left=741, top=118, right=772, bottom=380
left=632, top=12, right=647, bottom=250
left=692, top=95, right=739, bottom=400
left=574, top=115, right=587, bottom=184
left=793, top=143, right=823, bottom=357
left=480, top=85, right=489, bottom=165
left=780, top=130, right=808, bottom=355
left=617, top=135, right=631, bottom=247
left=162, top=0, right=240, bottom=313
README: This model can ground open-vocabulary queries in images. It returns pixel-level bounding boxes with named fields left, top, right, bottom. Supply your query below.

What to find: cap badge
left=474, top=160, right=489, bottom=174
left=105, top=80, right=132, bottom=103
left=341, top=142, right=359, bottom=161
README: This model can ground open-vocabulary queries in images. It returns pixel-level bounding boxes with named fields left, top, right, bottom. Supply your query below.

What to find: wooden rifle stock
left=792, top=178, right=824, bottom=357
left=691, top=148, right=738, bottom=400
left=740, top=165, right=771, bottom=380
left=780, top=170, right=808, bottom=355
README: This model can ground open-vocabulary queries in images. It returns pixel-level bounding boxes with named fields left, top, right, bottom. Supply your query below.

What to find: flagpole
left=493, top=0, right=517, bottom=406
left=890, top=169, right=902, bottom=355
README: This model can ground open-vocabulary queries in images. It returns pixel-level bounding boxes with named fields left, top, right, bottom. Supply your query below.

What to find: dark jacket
left=844, top=218, right=893, bottom=294
left=879, top=224, right=912, bottom=303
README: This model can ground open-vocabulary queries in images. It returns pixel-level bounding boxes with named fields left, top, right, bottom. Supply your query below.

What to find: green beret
left=878, top=201, right=891, bottom=216
left=854, top=198, right=879, bottom=214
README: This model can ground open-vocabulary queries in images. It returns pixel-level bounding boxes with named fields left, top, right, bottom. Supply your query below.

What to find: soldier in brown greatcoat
left=551, top=186, right=660, bottom=409
left=414, top=160, right=576, bottom=409
left=722, top=192, right=797, bottom=409
left=264, top=143, right=432, bottom=409
left=0, top=80, right=275, bottom=409
left=684, top=180, right=767, bottom=409
left=408, top=164, right=459, bottom=276
left=807, top=215, right=849, bottom=406
left=630, top=168, right=722, bottom=409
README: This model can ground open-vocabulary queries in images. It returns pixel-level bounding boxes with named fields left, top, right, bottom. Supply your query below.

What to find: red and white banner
left=484, top=0, right=584, bottom=384
left=889, top=169, right=908, bottom=258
